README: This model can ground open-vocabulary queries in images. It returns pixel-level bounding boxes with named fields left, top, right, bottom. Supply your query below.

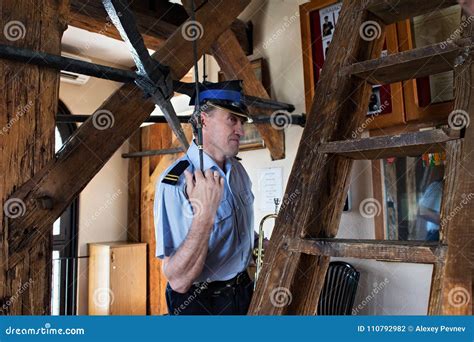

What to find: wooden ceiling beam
left=68, top=0, right=252, bottom=54
left=7, top=0, right=251, bottom=267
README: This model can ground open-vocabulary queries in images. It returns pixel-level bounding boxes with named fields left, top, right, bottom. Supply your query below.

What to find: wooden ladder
left=249, top=0, right=473, bottom=315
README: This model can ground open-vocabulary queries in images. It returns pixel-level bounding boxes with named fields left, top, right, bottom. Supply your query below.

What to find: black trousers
left=166, top=272, right=254, bottom=315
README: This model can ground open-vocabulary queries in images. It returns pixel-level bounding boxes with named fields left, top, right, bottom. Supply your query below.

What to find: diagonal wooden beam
left=211, top=29, right=285, bottom=160
left=6, top=0, right=251, bottom=267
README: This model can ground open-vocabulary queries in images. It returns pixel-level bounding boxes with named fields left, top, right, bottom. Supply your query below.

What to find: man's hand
left=184, top=169, right=224, bottom=226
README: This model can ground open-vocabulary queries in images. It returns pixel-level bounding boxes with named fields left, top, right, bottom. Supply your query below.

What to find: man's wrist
left=193, top=214, right=215, bottom=230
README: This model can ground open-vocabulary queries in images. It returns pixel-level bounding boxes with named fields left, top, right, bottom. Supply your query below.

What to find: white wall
left=59, top=56, right=130, bottom=315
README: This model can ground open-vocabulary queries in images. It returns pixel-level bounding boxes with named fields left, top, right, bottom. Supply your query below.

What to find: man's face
left=202, top=107, right=245, bottom=158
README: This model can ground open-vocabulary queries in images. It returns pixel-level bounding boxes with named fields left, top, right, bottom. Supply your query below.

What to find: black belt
left=193, top=271, right=250, bottom=294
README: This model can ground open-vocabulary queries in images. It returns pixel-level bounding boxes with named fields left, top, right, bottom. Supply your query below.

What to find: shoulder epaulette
left=162, top=160, right=190, bottom=185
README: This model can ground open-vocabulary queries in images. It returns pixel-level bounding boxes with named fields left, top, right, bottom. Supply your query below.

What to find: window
left=51, top=100, right=79, bottom=315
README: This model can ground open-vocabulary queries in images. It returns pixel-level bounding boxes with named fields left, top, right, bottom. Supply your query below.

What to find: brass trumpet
left=254, top=198, right=280, bottom=284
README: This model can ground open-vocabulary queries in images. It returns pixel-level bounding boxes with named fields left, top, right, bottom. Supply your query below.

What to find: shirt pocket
left=239, top=189, right=254, bottom=207
left=209, top=199, right=233, bottom=247
left=216, top=198, right=232, bottom=222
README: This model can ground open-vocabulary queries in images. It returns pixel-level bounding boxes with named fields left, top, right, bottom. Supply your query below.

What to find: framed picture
left=396, top=5, right=461, bottom=124
left=218, top=58, right=268, bottom=151
left=299, top=0, right=405, bottom=130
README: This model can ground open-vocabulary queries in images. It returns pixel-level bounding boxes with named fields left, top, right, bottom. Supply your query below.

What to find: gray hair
left=188, top=102, right=215, bottom=134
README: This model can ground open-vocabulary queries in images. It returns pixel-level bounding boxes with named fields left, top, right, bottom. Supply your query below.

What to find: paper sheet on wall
left=257, top=168, right=283, bottom=212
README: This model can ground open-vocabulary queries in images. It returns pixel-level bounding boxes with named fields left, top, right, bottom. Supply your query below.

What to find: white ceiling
left=61, top=25, right=195, bottom=116
left=61, top=26, right=149, bottom=67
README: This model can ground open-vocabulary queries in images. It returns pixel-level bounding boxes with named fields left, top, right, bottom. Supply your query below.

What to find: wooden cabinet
left=88, top=242, right=147, bottom=315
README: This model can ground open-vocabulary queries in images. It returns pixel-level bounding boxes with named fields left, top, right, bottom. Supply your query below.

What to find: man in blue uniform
left=154, top=81, right=255, bottom=315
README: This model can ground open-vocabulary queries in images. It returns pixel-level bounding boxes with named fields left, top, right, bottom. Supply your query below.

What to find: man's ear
left=201, top=112, right=208, bottom=127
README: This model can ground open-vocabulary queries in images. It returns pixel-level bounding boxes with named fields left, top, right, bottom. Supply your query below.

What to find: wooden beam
left=6, top=0, right=251, bottom=267
left=437, top=51, right=474, bottom=314
left=68, top=0, right=252, bottom=54
left=211, top=29, right=285, bottom=160
left=69, top=0, right=173, bottom=50
left=288, top=238, right=447, bottom=264
left=127, top=129, right=141, bottom=243
left=320, top=128, right=460, bottom=159
left=346, top=39, right=471, bottom=85
left=0, top=0, right=69, bottom=314
left=366, top=0, right=458, bottom=24
left=249, top=0, right=386, bottom=314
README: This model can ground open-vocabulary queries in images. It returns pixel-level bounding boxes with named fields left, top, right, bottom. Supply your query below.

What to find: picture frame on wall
left=299, top=0, right=405, bottom=130
left=218, top=58, right=269, bottom=151
left=396, top=5, right=461, bottom=124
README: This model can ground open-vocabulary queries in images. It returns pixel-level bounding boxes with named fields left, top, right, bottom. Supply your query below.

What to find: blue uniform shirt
left=154, top=141, right=255, bottom=283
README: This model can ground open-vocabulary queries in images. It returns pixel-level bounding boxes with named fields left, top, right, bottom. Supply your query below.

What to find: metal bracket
left=102, top=0, right=189, bottom=149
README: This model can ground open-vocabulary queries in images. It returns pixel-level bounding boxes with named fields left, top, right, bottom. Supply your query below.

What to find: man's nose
left=235, top=120, right=245, bottom=137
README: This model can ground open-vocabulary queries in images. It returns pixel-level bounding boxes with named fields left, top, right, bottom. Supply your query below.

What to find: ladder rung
left=319, top=128, right=460, bottom=160
left=288, top=238, right=446, bottom=264
left=345, top=39, right=471, bottom=85
left=366, top=0, right=458, bottom=24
